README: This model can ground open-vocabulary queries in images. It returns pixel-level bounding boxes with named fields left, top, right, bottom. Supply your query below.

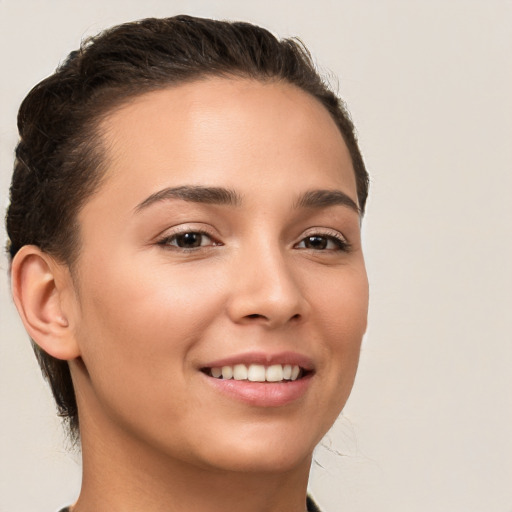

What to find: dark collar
left=60, top=496, right=322, bottom=512
left=307, top=495, right=322, bottom=512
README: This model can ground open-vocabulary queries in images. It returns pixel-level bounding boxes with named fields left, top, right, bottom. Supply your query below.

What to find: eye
left=158, top=231, right=217, bottom=249
left=296, top=233, right=350, bottom=251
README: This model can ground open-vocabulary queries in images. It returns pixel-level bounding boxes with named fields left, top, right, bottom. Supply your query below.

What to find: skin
left=12, top=78, right=368, bottom=512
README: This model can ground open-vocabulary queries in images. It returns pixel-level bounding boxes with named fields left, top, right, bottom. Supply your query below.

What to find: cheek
left=80, top=251, right=221, bottom=332
left=74, top=256, right=225, bottom=389
left=313, top=263, right=369, bottom=342
left=72, top=257, right=230, bottom=444
left=308, top=265, right=368, bottom=406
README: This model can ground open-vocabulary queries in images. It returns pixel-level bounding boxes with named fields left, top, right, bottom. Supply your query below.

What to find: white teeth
left=266, top=364, right=284, bottom=382
left=233, top=364, right=248, bottom=380
left=211, top=367, right=222, bottom=378
left=208, top=363, right=303, bottom=382
left=221, top=366, right=233, bottom=379
left=248, top=364, right=266, bottom=382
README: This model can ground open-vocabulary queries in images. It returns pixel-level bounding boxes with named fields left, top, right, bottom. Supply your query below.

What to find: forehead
left=91, top=77, right=356, bottom=211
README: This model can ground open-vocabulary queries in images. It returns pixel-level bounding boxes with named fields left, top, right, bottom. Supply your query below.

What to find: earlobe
left=11, top=245, right=81, bottom=361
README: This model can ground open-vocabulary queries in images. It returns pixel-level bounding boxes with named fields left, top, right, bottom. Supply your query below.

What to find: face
left=68, top=78, right=368, bottom=474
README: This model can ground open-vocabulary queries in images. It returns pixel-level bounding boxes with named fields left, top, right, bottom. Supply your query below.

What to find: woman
left=6, top=15, right=369, bottom=512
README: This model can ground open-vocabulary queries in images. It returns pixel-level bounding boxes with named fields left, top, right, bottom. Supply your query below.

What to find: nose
left=225, top=242, right=309, bottom=328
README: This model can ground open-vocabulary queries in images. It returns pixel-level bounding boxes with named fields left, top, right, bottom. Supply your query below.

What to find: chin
left=206, top=446, right=313, bottom=475
left=191, top=423, right=320, bottom=475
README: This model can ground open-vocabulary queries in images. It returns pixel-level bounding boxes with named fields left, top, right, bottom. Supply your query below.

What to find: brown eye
left=160, top=231, right=215, bottom=249
left=296, top=233, right=350, bottom=251
left=303, top=236, right=328, bottom=250
left=175, top=233, right=204, bottom=248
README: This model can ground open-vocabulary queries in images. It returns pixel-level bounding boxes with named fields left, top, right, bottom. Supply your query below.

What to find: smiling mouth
left=201, top=363, right=310, bottom=382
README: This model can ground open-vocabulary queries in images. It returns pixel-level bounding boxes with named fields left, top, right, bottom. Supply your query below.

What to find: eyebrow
left=134, top=185, right=242, bottom=212
left=135, top=185, right=359, bottom=215
left=294, top=189, right=360, bottom=215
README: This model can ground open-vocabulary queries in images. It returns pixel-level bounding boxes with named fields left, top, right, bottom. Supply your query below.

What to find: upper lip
left=201, top=351, right=315, bottom=371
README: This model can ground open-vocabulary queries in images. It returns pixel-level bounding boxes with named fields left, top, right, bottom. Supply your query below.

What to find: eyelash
left=294, top=231, right=351, bottom=252
left=156, top=229, right=350, bottom=252
left=157, top=229, right=220, bottom=251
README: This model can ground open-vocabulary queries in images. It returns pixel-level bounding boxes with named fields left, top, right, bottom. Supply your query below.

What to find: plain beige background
left=1, top=1, right=511, bottom=511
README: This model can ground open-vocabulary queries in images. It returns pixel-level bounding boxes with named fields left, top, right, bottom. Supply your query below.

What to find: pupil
left=177, top=233, right=201, bottom=248
left=306, top=236, right=327, bottom=249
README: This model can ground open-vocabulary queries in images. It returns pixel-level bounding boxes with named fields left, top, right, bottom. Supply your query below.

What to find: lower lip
left=202, top=373, right=313, bottom=407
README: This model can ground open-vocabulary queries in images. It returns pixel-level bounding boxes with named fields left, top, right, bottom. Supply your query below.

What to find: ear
left=11, top=245, right=81, bottom=360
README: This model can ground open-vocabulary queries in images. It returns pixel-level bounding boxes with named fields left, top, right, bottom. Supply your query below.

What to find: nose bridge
left=227, top=234, right=306, bottom=326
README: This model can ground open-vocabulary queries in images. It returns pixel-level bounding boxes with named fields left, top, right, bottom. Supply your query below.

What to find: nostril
left=244, top=312, right=302, bottom=324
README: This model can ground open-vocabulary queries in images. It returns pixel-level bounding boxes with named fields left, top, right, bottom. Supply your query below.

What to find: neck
left=73, top=411, right=312, bottom=512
